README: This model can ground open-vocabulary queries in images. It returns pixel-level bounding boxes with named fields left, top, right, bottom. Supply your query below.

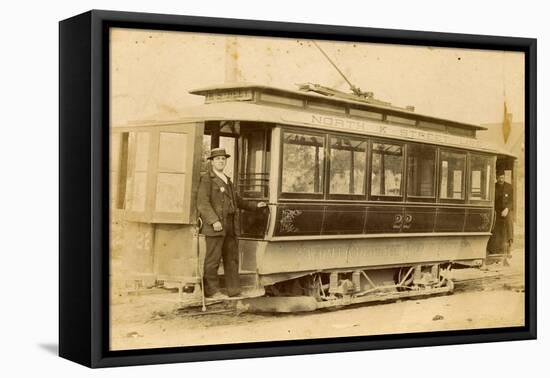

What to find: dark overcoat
left=196, top=169, right=256, bottom=236
left=494, top=181, right=514, bottom=214
left=487, top=181, right=514, bottom=254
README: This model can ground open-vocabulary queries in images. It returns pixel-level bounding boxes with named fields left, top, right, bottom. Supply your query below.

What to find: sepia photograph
left=108, top=27, right=526, bottom=351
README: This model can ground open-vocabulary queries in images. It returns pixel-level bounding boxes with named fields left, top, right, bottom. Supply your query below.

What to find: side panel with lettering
left=257, top=236, right=488, bottom=274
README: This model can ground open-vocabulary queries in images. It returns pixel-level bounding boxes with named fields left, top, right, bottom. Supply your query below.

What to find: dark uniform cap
left=207, top=148, right=231, bottom=160
left=496, top=170, right=506, bottom=177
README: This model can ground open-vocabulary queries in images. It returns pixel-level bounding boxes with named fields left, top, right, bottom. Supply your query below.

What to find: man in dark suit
left=196, top=148, right=266, bottom=299
left=487, top=170, right=514, bottom=266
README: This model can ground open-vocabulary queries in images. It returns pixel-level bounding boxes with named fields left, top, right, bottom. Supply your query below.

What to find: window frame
left=153, top=131, right=192, bottom=217
left=275, top=126, right=496, bottom=206
left=117, top=123, right=203, bottom=224
left=279, top=128, right=327, bottom=200
left=238, top=125, right=271, bottom=200
left=405, top=142, right=437, bottom=203
left=123, top=129, right=156, bottom=222
left=327, top=133, right=369, bottom=200
left=368, top=139, right=405, bottom=202
left=438, top=147, right=468, bottom=204
left=467, top=152, right=495, bottom=205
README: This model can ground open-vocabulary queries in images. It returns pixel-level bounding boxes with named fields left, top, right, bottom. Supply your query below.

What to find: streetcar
left=110, top=81, right=516, bottom=312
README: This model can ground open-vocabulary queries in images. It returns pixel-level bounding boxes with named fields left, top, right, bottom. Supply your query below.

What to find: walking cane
left=196, top=217, right=207, bottom=312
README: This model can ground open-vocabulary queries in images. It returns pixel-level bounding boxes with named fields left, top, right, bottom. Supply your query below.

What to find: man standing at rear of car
left=487, top=170, right=514, bottom=266
left=196, top=148, right=266, bottom=300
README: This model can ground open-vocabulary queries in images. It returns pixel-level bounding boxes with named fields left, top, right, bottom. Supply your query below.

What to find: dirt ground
left=110, top=248, right=525, bottom=351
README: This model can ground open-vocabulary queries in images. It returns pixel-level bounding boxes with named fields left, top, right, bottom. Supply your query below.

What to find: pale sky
left=110, top=28, right=524, bottom=130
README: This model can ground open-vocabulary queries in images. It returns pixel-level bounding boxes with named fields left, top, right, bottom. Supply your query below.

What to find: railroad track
left=170, top=269, right=525, bottom=317
left=453, top=271, right=524, bottom=293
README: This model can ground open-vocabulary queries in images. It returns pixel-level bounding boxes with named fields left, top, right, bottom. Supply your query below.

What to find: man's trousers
left=203, top=216, right=241, bottom=297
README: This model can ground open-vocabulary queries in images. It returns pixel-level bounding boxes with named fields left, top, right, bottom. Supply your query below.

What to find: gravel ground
left=110, top=248, right=525, bottom=351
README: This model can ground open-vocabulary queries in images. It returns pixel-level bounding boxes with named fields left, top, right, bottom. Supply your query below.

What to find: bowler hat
left=207, top=147, right=231, bottom=160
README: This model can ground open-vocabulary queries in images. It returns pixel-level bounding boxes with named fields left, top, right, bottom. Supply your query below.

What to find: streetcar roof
left=190, top=83, right=487, bottom=132
left=117, top=100, right=515, bottom=158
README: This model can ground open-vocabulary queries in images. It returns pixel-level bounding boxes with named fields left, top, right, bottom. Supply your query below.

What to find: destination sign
left=281, top=113, right=485, bottom=150
left=205, top=89, right=253, bottom=103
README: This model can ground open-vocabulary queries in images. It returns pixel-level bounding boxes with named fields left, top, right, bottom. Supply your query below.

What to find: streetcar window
left=439, top=150, right=466, bottom=200
left=370, top=142, right=403, bottom=197
left=240, top=129, right=270, bottom=198
left=329, top=136, right=367, bottom=195
left=469, top=154, right=493, bottom=201
left=281, top=131, right=325, bottom=194
left=154, top=132, right=188, bottom=213
left=128, top=131, right=150, bottom=211
left=407, top=144, right=436, bottom=198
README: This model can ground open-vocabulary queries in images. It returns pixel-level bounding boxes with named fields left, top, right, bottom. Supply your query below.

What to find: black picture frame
left=59, top=9, right=537, bottom=368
